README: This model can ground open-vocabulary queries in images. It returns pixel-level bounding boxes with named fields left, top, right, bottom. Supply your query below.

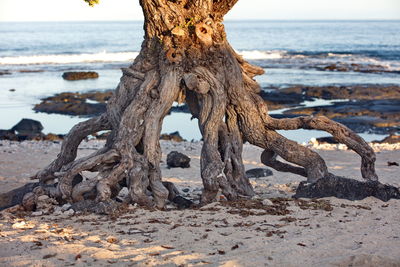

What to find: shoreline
left=0, top=83, right=397, bottom=143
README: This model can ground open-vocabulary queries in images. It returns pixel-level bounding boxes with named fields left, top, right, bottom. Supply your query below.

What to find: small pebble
left=31, top=211, right=43, bottom=216
left=61, top=203, right=72, bottom=211
left=262, top=199, right=273, bottom=206
left=63, top=209, right=75, bottom=216
left=106, top=236, right=118, bottom=244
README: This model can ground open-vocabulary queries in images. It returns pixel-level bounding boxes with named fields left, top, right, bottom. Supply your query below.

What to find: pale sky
left=0, top=0, right=399, bottom=22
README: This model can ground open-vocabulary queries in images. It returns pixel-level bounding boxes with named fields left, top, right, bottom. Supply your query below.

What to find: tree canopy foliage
left=84, top=0, right=100, bottom=7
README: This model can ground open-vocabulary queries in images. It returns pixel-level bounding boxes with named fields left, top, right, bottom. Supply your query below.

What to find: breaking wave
left=0, top=50, right=288, bottom=65
left=0, top=50, right=287, bottom=65
left=0, top=51, right=139, bottom=65
left=237, top=50, right=286, bottom=60
left=1, top=50, right=399, bottom=71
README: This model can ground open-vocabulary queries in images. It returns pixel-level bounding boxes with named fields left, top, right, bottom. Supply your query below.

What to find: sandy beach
left=0, top=140, right=399, bottom=266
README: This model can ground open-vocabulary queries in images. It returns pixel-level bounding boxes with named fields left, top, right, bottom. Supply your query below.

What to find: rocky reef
left=62, top=71, right=99, bottom=81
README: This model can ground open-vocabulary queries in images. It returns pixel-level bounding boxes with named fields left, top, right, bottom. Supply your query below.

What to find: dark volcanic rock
left=317, top=62, right=391, bottom=73
left=269, top=113, right=301, bottom=120
left=316, top=137, right=338, bottom=144
left=35, top=101, right=105, bottom=116
left=321, top=64, right=349, bottom=72
left=35, top=84, right=400, bottom=119
left=1, top=120, right=65, bottom=141
left=62, top=71, right=99, bottom=81
left=245, top=168, right=273, bottom=178
left=34, top=91, right=112, bottom=116
left=0, top=70, right=11, bottom=75
left=374, top=134, right=400, bottom=144
left=18, top=69, right=44, bottom=73
left=0, top=130, right=18, bottom=141
left=167, top=89, right=313, bottom=114
left=282, top=85, right=400, bottom=100
left=5, top=119, right=65, bottom=141
left=92, top=131, right=111, bottom=140
left=260, top=90, right=314, bottom=110
left=170, top=104, right=191, bottom=113
left=11, top=119, right=43, bottom=135
left=172, top=195, right=193, bottom=209
left=284, top=99, right=400, bottom=134
left=294, top=174, right=400, bottom=202
left=160, top=131, right=185, bottom=142
left=43, top=133, right=64, bottom=141
left=167, top=151, right=190, bottom=168
left=0, top=130, right=63, bottom=142
left=32, top=84, right=400, bottom=136
left=71, top=199, right=121, bottom=215
left=15, top=133, right=44, bottom=141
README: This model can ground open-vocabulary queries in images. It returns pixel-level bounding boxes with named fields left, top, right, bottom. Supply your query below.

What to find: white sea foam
left=0, top=51, right=139, bottom=65
left=1, top=49, right=398, bottom=71
left=238, top=50, right=285, bottom=60
left=327, top=52, right=353, bottom=58
left=0, top=50, right=285, bottom=65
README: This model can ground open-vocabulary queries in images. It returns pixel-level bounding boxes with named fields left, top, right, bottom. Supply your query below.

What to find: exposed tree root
left=266, top=116, right=378, bottom=181
left=1, top=0, right=396, bottom=213
left=32, top=114, right=110, bottom=184
left=0, top=182, right=40, bottom=210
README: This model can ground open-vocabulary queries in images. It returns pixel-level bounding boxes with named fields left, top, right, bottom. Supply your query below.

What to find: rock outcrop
left=166, top=151, right=191, bottom=168
left=62, top=71, right=99, bottom=81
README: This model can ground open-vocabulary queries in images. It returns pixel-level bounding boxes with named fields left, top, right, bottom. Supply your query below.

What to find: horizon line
left=1, top=18, right=400, bottom=23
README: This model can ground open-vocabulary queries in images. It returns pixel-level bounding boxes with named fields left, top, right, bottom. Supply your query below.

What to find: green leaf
left=84, top=0, right=100, bottom=7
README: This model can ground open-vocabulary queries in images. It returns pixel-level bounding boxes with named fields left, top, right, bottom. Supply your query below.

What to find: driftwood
left=1, top=0, right=398, bottom=213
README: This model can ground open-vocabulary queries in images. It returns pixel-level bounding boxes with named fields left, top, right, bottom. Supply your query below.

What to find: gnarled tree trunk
left=1, top=0, right=383, bottom=211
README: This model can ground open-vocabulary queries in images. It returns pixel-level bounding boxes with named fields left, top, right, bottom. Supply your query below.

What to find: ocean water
left=1, top=20, right=399, bottom=142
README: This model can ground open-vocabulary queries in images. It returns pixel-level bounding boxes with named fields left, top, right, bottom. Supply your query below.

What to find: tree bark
left=0, top=0, right=385, bottom=212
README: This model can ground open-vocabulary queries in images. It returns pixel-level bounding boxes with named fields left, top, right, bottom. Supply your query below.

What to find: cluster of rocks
left=33, top=85, right=313, bottom=118
left=34, top=91, right=112, bottom=116
left=268, top=85, right=400, bottom=134
left=374, top=134, right=400, bottom=144
left=282, top=85, right=400, bottom=100
left=0, top=70, right=12, bottom=75
left=259, top=90, right=314, bottom=110
left=32, top=83, right=400, bottom=136
left=160, top=131, right=186, bottom=142
left=0, top=119, right=63, bottom=141
left=169, top=104, right=191, bottom=113
left=284, top=99, right=400, bottom=134
left=316, top=62, right=395, bottom=73
left=32, top=71, right=104, bottom=117
left=0, top=69, right=45, bottom=76
left=31, top=196, right=69, bottom=217
left=0, top=120, right=191, bottom=143
left=245, top=168, right=273, bottom=178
